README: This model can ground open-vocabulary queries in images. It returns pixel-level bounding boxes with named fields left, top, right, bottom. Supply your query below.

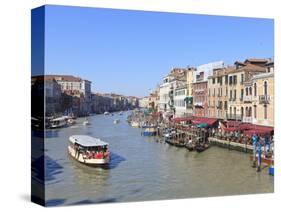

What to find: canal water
left=44, top=111, right=273, bottom=206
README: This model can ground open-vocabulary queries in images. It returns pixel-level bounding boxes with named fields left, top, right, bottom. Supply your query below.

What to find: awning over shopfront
left=191, top=117, right=218, bottom=126
left=244, top=128, right=274, bottom=137
left=172, top=117, right=193, bottom=123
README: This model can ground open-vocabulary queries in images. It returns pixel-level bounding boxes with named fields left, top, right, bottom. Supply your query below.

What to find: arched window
left=246, top=87, right=248, bottom=96
left=241, top=107, right=244, bottom=118
left=249, top=107, right=252, bottom=117
left=246, top=107, right=248, bottom=116
left=254, top=83, right=257, bottom=96
left=264, top=81, right=268, bottom=96
left=249, top=87, right=252, bottom=95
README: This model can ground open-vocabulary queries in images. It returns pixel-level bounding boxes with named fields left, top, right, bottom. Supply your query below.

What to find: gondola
left=195, top=143, right=210, bottom=153
left=186, top=143, right=195, bottom=151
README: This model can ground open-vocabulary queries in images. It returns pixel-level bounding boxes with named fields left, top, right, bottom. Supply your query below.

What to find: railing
left=243, top=96, right=252, bottom=102
left=226, top=113, right=242, bottom=120
left=242, top=117, right=253, bottom=123
left=194, top=102, right=204, bottom=107
left=259, top=95, right=270, bottom=104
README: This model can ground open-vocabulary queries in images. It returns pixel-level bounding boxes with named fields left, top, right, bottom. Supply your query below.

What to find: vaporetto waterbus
left=68, top=135, right=110, bottom=165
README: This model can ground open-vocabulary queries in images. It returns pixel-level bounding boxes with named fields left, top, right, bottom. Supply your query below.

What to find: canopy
left=69, top=135, right=108, bottom=147
left=196, top=123, right=209, bottom=128
left=172, top=117, right=193, bottom=123
left=244, top=129, right=273, bottom=137
left=184, top=96, right=193, bottom=104
left=191, top=117, right=218, bottom=126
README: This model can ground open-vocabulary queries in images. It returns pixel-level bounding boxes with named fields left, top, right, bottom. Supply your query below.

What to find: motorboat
left=113, top=119, right=120, bottom=124
left=68, top=135, right=110, bottom=165
left=83, top=118, right=91, bottom=125
left=49, top=116, right=67, bottom=129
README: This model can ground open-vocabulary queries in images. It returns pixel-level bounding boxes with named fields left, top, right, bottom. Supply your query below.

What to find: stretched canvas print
left=31, top=4, right=274, bottom=207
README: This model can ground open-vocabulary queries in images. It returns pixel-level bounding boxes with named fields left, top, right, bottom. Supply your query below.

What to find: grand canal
left=44, top=111, right=273, bottom=206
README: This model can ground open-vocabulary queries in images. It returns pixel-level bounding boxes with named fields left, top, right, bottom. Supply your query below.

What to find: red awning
left=191, top=117, right=218, bottom=126
left=244, top=129, right=273, bottom=137
left=172, top=117, right=193, bottom=123
left=226, top=121, right=241, bottom=128
left=223, top=127, right=239, bottom=132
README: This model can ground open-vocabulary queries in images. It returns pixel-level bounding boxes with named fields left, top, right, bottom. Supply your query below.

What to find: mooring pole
left=257, top=140, right=262, bottom=172
left=252, top=134, right=257, bottom=168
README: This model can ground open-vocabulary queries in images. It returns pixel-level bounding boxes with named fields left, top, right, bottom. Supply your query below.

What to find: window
left=224, top=101, right=227, bottom=110
left=241, top=107, right=244, bottom=118
left=264, top=81, right=268, bottom=95
left=264, top=105, right=267, bottom=119
left=234, top=90, right=236, bottom=99
left=230, top=90, right=232, bottom=99
left=254, top=105, right=257, bottom=118
left=249, top=87, right=252, bottom=95
left=241, top=74, right=244, bottom=83
left=229, top=76, right=232, bottom=85
left=254, top=83, right=257, bottom=97
left=233, top=75, right=237, bottom=84
left=225, top=75, right=228, bottom=84
left=246, top=87, right=248, bottom=96
left=241, top=89, right=244, bottom=99
left=212, top=78, right=215, bottom=84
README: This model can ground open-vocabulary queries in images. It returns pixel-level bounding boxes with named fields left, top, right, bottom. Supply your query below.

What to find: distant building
left=139, top=96, right=150, bottom=108
left=51, top=75, right=92, bottom=116
left=158, top=68, right=187, bottom=117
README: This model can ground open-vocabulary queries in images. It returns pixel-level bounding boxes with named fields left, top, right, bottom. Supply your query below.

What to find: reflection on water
left=42, top=111, right=273, bottom=206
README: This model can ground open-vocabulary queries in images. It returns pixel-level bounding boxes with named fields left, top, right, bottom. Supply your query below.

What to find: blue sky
left=42, top=5, right=274, bottom=97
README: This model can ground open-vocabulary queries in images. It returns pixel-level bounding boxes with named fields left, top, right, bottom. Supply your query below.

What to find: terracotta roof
left=245, top=58, right=269, bottom=63
left=32, top=75, right=85, bottom=82
left=228, top=63, right=266, bottom=74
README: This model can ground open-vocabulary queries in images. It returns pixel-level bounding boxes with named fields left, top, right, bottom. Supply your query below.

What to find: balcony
left=259, top=95, right=270, bottom=104
left=242, top=117, right=253, bottom=123
left=194, top=102, right=204, bottom=107
left=243, top=96, right=252, bottom=102
left=226, top=113, right=242, bottom=120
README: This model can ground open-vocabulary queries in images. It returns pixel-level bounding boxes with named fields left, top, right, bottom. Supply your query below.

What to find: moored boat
left=83, top=118, right=91, bottom=125
left=131, top=121, right=140, bottom=128
left=68, top=135, right=110, bottom=165
left=142, top=127, right=157, bottom=136
left=49, top=116, right=68, bottom=129
left=104, top=111, right=110, bottom=115
left=195, top=143, right=210, bottom=153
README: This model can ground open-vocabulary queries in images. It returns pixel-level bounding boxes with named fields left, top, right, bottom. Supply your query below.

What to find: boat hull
left=68, top=146, right=110, bottom=165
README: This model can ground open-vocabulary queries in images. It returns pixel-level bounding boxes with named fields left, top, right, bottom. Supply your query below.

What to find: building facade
left=193, top=61, right=224, bottom=117
left=227, top=59, right=268, bottom=122
left=174, top=85, right=187, bottom=117
left=251, top=62, right=274, bottom=127
left=207, top=67, right=233, bottom=120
